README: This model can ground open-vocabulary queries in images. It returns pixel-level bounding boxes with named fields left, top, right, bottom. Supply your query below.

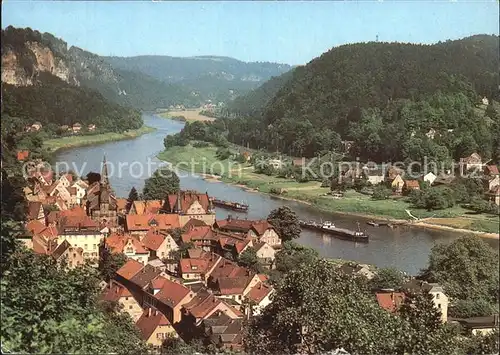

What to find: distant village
left=16, top=153, right=498, bottom=351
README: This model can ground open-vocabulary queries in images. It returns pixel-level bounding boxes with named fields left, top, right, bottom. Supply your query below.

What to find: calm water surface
left=56, top=113, right=499, bottom=274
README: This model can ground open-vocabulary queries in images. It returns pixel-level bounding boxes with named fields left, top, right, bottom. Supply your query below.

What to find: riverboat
left=300, top=220, right=369, bottom=243
left=211, top=198, right=249, bottom=212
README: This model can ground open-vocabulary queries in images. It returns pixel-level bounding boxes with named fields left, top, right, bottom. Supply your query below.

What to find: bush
left=192, top=141, right=210, bottom=148
left=372, top=185, right=392, bottom=200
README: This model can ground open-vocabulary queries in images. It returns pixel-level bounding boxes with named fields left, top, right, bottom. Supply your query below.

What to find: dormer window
left=191, top=266, right=198, bottom=270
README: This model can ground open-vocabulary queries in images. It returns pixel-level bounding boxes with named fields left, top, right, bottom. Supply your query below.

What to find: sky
left=2, top=1, right=498, bottom=65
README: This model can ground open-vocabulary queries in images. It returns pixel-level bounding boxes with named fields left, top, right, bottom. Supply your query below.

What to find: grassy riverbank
left=157, top=108, right=215, bottom=122
left=158, top=143, right=499, bottom=236
left=43, top=125, right=156, bottom=153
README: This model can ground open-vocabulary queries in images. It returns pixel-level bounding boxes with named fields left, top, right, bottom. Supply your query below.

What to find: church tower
left=101, top=155, right=109, bottom=186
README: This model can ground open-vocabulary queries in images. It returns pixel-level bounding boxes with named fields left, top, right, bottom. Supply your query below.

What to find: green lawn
left=44, top=125, right=156, bottom=152
left=158, top=143, right=499, bottom=233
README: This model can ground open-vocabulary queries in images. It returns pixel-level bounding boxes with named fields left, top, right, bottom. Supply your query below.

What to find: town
left=16, top=155, right=498, bottom=352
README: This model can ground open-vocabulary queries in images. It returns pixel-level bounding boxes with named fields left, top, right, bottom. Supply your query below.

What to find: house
left=214, top=217, right=282, bottom=248
left=387, top=166, right=404, bottom=181
left=241, top=151, right=251, bottom=162
left=201, top=311, right=244, bottom=351
left=27, top=201, right=45, bottom=222
left=55, top=207, right=103, bottom=264
left=253, top=241, right=276, bottom=266
left=136, top=308, right=178, bottom=347
left=339, top=262, right=376, bottom=280
left=163, top=191, right=215, bottom=227
left=482, top=96, right=489, bottom=106
left=181, top=289, right=242, bottom=327
left=145, top=276, right=195, bottom=324
left=362, top=166, right=385, bottom=186
left=179, top=253, right=222, bottom=281
left=338, top=165, right=363, bottom=185
left=88, top=124, right=96, bottom=132
left=403, top=180, right=420, bottom=193
left=142, top=228, right=179, bottom=260
left=126, top=214, right=180, bottom=239
left=72, top=123, right=82, bottom=133
left=486, top=186, right=500, bottom=206
left=460, top=153, right=483, bottom=175
left=425, top=128, right=437, bottom=140
left=17, top=150, right=30, bottom=161
left=483, top=165, right=499, bottom=177
left=245, top=282, right=274, bottom=316
left=402, top=280, right=448, bottom=323
left=51, top=240, right=84, bottom=269
left=26, top=122, right=42, bottom=132
left=375, top=291, right=406, bottom=313
left=71, top=179, right=88, bottom=205
left=129, top=200, right=164, bottom=215
left=181, top=226, right=217, bottom=251
left=423, top=172, right=437, bottom=185
left=391, top=174, right=405, bottom=194
left=483, top=175, right=499, bottom=193
left=101, top=282, right=143, bottom=321
left=451, top=314, right=499, bottom=336
left=116, top=198, right=128, bottom=214
left=268, top=159, right=283, bottom=169
left=103, top=233, right=150, bottom=265
left=211, top=273, right=261, bottom=305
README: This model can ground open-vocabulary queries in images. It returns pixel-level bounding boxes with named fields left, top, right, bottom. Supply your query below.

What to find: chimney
left=227, top=214, right=232, bottom=222
left=494, top=314, right=499, bottom=327
left=148, top=308, right=152, bottom=317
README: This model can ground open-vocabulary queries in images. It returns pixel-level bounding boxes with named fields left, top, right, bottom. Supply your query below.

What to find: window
left=125, top=297, right=129, bottom=301
left=84, top=244, right=88, bottom=250
left=93, top=244, right=97, bottom=250
left=436, top=293, right=440, bottom=299
left=437, top=303, right=441, bottom=309
left=129, top=305, right=133, bottom=309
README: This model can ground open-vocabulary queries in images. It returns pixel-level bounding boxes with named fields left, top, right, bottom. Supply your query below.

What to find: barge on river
left=210, top=198, right=249, bottom=212
left=299, top=220, right=369, bottom=243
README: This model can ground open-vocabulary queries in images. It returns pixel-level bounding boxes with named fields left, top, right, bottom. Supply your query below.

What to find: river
left=55, top=113, right=498, bottom=274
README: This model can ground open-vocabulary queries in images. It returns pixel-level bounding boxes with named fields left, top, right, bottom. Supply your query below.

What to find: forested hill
left=103, top=55, right=293, bottom=103
left=221, top=35, right=500, bottom=162
left=1, top=26, right=198, bottom=111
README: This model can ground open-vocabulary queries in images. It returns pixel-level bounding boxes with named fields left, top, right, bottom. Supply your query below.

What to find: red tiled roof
left=150, top=276, right=168, bottom=290
left=181, top=226, right=214, bottom=244
left=116, top=198, right=128, bottom=211
left=183, top=218, right=208, bottom=229
left=132, top=200, right=164, bottom=215
left=105, top=234, right=149, bottom=254
left=136, top=308, right=172, bottom=341
left=154, top=279, right=191, bottom=308
left=142, top=228, right=167, bottom=251
left=27, top=202, right=43, bottom=220
left=17, top=150, right=29, bottom=161
left=485, top=165, right=500, bottom=175
left=180, top=259, right=210, bottom=275
left=166, top=191, right=210, bottom=213
left=215, top=219, right=273, bottom=236
left=209, top=259, right=250, bottom=279
left=234, top=239, right=252, bottom=254
left=102, top=282, right=133, bottom=302
left=39, top=225, right=58, bottom=239
left=246, top=282, right=273, bottom=303
left=404, top=180, right=420, bottom=189
left=26, top=220, right=46, bottom=235
left=258, top=274, right=269, bottom=282
left=126, top=214, right=180, bottom=231
left=116, top=259, right=144, bottom=281
left=62, top=173, right=74, bottom=183
left=183, top=290, right=221, bottom=319
left=375, top=292, right=406, bottom=313
left=216, top=277, right=251, bottom=295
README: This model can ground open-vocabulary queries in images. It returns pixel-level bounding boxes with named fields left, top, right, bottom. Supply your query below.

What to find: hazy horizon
left=2, top=1, right=499, bottom=65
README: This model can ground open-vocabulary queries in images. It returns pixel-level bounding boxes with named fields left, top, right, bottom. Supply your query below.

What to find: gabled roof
left=182, top=290, right=222, bottom=319
left=484, top=165, right=500, bottom=175
left=126, top=214, right=180, bottom=231
left=116, top=259, right=144, bottom=281
left=130, top=264, right=162, bottom=288
left=179, top=254, right=221, bottom=276
left=116, top=198, right=128, bottom=211
left=51, top=240, right=72, bottom=260
left=136, top=308, right=172, bottom=341
left=27, top=201, right=43, bottom=220
left=181, top=226, right=215, bottom=244
left=404, top=180, right=420, bottom=188
left=216, top=276, right=252, bottom=295
left=154, top=279, right=191, bottom=308
left=105, top=233, right=149, bottom=254
left=165, top=191, right=211, bottom=214
left=375, top=292, right=405, bottom=313
left=209, top=259, right=250, bottom=279
left=17, top=150, right=29, bottom=161
left=142, top=228, right=169, bottom=251
left=183, top=218, right=208, bottom=229
left=26, top=220, right=46, bottom=235
left=132, top=200, right=164, bottom=215
left=101, top=282, right=133, bottom=302
left=246, top=282, right=273, bottom=304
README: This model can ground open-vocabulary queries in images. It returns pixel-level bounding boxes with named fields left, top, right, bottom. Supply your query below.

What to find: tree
left=420, top=235, right=499, bottom=317
left=142, top=167, right=180, bottom=200
left=370, top=267, right=407, bottom=290
left=244, top=259, right=406, bottom=354
left=238, top=247, right=263, bottom=273
left=98, top=249, right=128, bottom=282
left=125, top=186, right=139, bottom=213
left=371, top=185, right=392, bottom=200
left=267, top=206, right=301, bottom=242
left=1, top=250, right=147, bottom=354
